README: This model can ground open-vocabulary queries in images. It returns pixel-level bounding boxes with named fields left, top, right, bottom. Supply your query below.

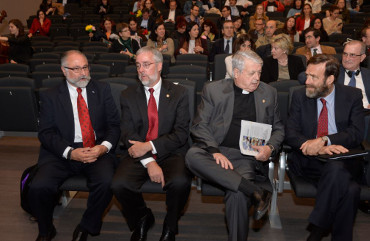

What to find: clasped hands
left=212, top=145, right=272, bottom=170
left=71, top=145, right=107, bottom=163
left=128, top=140, right=165, bottom=187
left=300, top=138, right=348, bottom=156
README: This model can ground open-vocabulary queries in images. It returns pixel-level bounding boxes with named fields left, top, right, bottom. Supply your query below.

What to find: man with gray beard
left=285, top=54, right=365, bottom=241
left=112, top=46, right=191, bottom=241
left=28, top=50, right=121, bottom=241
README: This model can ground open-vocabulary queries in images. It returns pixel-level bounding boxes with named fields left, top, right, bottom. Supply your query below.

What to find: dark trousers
left=289, top=152, right=363, bottom=241
left=111, top=153, right=191, bottom=234
left=28, top=152, right=116, bottom=236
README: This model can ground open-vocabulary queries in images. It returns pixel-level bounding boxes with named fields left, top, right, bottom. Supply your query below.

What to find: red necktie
left=317, top=98, right=328, bottom=138
left=145, top=88, right=158, bottom=142
left=77, top=88, right=95, bottom=147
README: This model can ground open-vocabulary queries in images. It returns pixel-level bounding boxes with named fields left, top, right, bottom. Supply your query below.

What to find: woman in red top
left=295, top=3, right=315, bottom=35
left=28, top=10, right=51, bottom=38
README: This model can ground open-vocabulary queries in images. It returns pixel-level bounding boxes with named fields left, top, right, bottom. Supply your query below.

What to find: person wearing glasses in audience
left=260, top=33, right=305, bottom=83
left=176, top=21, right=208, bottom=56
left=111, top=23, right=140, bottom=60
left=111, top=46, right=192, bottom=241
left=225, top=33, right=254, bottom=79
left=28, top=50, right=121, bottom=241
left=337, top=40, right=370, bottom=110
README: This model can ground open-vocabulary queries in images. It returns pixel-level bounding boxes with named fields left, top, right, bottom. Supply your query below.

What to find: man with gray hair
left=112, top=46, right=192, bottom=241
left=28, top=50, right=121, bottom=241
left=186, top=50, right=284, bottom=241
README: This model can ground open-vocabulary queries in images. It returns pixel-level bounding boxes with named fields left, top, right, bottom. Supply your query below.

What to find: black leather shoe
left=159, top=225, right=175, bottom=241
left=72, top=224, right=88, bottom=241
left=131, top=209, right=155, bottom=241
left=253, top=189, right=272, bottom=220
left=35, top=225, right=56, bottom=241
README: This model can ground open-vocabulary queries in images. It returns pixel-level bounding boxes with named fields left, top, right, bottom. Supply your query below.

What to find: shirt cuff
left=150, top=141, right=157, bottom=154
left=327, top=137, right=332, bottom=146
left=140, top=157, right=156, bottom=167
left=63, top=146, right=72, bottom=159
left=101, top=141, right=112, bottom=152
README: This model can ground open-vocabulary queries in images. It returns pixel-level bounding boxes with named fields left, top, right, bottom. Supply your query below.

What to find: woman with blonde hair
left=260, top=33, right=305, bottom=83
left=249, top=4, right=269, bottom=30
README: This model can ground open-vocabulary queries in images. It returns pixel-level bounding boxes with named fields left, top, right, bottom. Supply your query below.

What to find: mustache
left=78, top=75, right=91, bottom=81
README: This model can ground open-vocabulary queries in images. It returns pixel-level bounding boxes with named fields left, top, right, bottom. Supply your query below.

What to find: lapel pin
left=92, top=90, right=95, bottom=94
left=166, top=94, right=170, bottom=98
left=262, top=99, right=266, bottom=103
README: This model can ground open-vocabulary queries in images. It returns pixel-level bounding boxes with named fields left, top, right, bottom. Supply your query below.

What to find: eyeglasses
left=63, top=65, right=89, bottom=73
left=121, top=29, right=130, bottom=33
left=136, top=62, right=155, bottom=70
left=342, top=52, right=363, bottom=58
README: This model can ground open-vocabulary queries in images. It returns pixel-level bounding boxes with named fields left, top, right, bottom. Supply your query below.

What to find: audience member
left=296, top=3, right=315, bottom=35
left=28, top=10, right=51, bottom=38
left=147, top=21, right=175, bottom=63
left=183, top=0, right=205, bottom=16
left=89, top=17, right=118, bottom=47
left=249, top=4, right=269, bottom=30
left=296, top=27, right=336, bottom=61
left=176, top=21, right=208, bottom=56
left=361, top=26, right=370, bottom=56
left=40, top=0, right=58, bottom=16
left=139, top=8, right=155, bottom=32
left=145, top=0, right=160, bottom=19
left=285, top=54, right=364, bottom=241
left=280, top=16, right=300, bottom=42
left=28, top=50, right=120, bottom=241
left=255, top=19, right=276, bottom=48
left=225, top=33, right=254, bottom=78
left=112, top=46, right=192, bottom=241
left=248, top=17, right=266, bottom=43
left=170, top=16, right=187, bottom=41
left=162, top=0, right=182, bottom=23
left=224, top=0, right=253, bottom=9
left=310, top=18, right=329, bottom=43
left=228, top=0, right=249, bottom=17
left=336, top=0, right=351, bottom=24
left=111, top=23, right=140, bottom=60
left=201, top=19, right=218, bottom=42
left=132, top=0, right=144, bottom=13
left=185, top=4, right=202, bottom=26
left=186, top=50, right=284, bottom=241
left=95, top=0, right=113, bottom=17
left=218, top=6, right=235, bottom=30
left=204, top=0, right=220, bottom=9
left=233, top=17, right=246, bottom=37
left=261, top=0, right=285, bottom=12
left=323, top=5, right=343, bottom=35
left=209, top=20, right=235, bottom=62
left=337, top=40, right=370, bottom=109
left=306, top=0, right=323, bottom=14
left=0, top=19, right=32, bottom=64
left=261, top=33, right=305, bottom=83
left=129, top=17, right=148, bottom=47
left=287, top=0, right=303, bottom=18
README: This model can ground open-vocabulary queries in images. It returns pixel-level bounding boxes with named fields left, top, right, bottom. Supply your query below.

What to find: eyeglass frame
left=63, top=65, right=90, bottom=73
left=342, top=52, right=364, bottom=58
left=135, top=62, right=156, bottom=70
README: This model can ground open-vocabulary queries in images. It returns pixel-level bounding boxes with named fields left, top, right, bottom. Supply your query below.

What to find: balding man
left=28, top=50, right=121, bottom=241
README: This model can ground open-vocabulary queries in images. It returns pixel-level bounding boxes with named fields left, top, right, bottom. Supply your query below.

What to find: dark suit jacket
left=295, top=45, right=336, bottom=59
left=256, top=43, right=271, bottom=60
left=260, top=55, right=306, bottom=83
left=138, top=17, right=155, bottom=32
left=209, top=37, right=234, bottom=62
left=38, top=80, right=121, bottom=165
left=120, top=80, right=190, bottom=161
left=162, top=9, right=183, bottom=22
left=217, top=16, right=237, bottom=31
left=285, top=84, right=364, bottom=152
left=337, top=66, right=370, bottom=104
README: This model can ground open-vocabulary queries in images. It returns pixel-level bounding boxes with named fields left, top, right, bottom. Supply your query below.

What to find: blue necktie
left=225, top=40, right=230, bottom=54
left=348, top=71, right=356, bottom=87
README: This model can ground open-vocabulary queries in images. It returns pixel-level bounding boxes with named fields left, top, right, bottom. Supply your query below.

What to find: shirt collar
left=144, top=78, right=162, bottom=93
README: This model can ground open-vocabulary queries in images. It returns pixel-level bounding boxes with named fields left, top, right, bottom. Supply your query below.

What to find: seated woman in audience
left=249, top=4, right=269, bottom=30
left=144, top=0, right=159, bottom=19
left=132, top=0, right=144, bottom=13
left=39, top=0, right=58, bottom=16
left=89, top=17, right=118, bottom=47
left=28, top=10, right=51, bottom=38
left=296, top=3, right=315, bottom=35
left=335, top=0, right=350, bottom=24
left=260, top=33, right=305, bottom=83
left=225, top=34, right=254, bottom=79
left=0, top=19, right=33, bottom=64
left=176, top=21, right=208, bottom=56
left=95, top=0, right=113, bottom=17
left=201, top=19, right=218, bottom=42
left=128, top=16, right=147, bottom=47
left=287, top=0, right=303, bottom=18
left=147, top=21, right=176, bottom=63
left=323, top=5, right=343, bottom=35
left=280, top=16, right=300, bottom=42
left=311, top=17, right=329, bottom=42
left=233, top=17, right=246, bottom=38
left=306, top=0, right=322, bottom=14
left=111, top=23, right=140, bottom=60
left=170, top=17, right=187, bottom=41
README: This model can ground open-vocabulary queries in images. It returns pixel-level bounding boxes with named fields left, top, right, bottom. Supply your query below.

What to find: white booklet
left=239, top=120, right=272, bottom=156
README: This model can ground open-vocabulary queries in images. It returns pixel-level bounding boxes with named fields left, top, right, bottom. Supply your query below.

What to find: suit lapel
left=254, top=85, right=265, bottom=123
left=306, top=96, right=318, bottom=138
left=223, top=80, right=234, bottom=137
left=136, top=84, right=149, bottom=133
left=86, top=81, right=98, bottom=128
left=58, top=82, right=75, bottom=139
left=158, top=80, right=171, bottom=135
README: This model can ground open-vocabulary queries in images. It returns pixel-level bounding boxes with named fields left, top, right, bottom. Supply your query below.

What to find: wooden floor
left=0, top=136, right=369, bottom=241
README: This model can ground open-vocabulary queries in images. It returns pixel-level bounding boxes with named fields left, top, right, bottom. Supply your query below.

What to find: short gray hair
left=61, top=50, right=87, bottom=67
left=232, top=50, right=263, bottom=73
left=136, top=46, right=163, bottom=63
left=344, top=40, right=366, bottom=55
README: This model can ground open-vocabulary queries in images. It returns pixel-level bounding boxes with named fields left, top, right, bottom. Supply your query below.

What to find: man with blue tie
left=286, top=54, right=365, bottom=241
left=337, top=40, right=370, bottom=110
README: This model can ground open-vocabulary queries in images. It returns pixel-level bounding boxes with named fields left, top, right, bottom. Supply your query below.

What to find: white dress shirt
left=344, top=70, right=369, bottom=108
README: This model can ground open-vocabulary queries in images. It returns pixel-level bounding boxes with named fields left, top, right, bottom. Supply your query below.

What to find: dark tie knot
left=149, top=88, right=154, bottom=95
left=77, top=88, right=82, bottom=94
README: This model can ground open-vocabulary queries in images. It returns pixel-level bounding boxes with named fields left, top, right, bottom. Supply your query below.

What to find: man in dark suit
left=337, top=40, right=370, bottom=110
left=28, top=50, right=121, bottom=241
left=209, top=20, right=235, bottom=62
left=217, top=6, right=236, bottom=30
left=286, top=54, right=364, bottom=241
left=111, top=46, right=192, bottom=241
left=186, top=50, right=284, bottom=241
left=139, top=8, right=155, bottom=32
left=162, top=0, right=182, bottom=23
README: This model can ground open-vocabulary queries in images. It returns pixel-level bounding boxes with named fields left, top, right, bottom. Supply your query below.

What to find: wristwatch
left=321, top=136, right=329, bottom=146
left=267, top=144, right=276, bottom=157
